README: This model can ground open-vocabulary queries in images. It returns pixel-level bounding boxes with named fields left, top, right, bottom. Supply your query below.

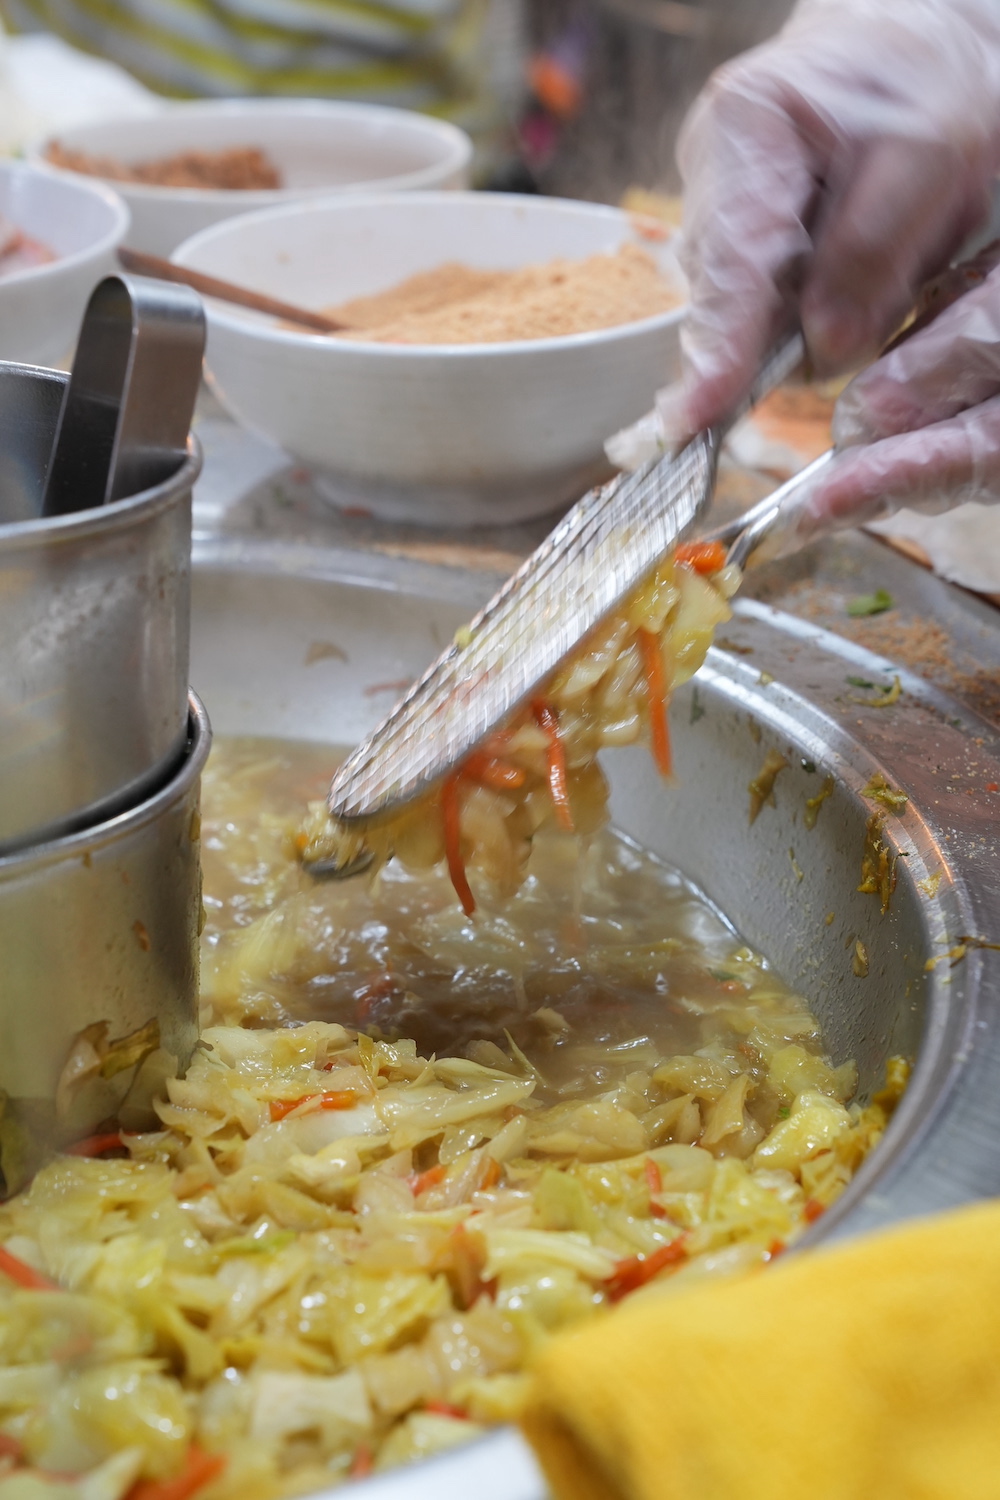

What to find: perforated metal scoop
left=328, top=335, right=804, bottom=826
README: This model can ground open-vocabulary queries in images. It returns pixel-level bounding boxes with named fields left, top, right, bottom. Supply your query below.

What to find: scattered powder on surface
left=46, top=142, right=282, bottom=190
left=325, top=242, right=681, bottom=344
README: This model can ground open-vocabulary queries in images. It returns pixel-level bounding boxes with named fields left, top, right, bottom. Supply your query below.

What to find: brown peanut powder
left=324, top=242, right=681, bottom=345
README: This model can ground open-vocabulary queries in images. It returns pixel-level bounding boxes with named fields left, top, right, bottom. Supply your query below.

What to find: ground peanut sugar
left=325, top=242, right=681, bottom=344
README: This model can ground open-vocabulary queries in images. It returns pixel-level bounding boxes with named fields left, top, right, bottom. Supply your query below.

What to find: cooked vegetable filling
left=0, top=734, right=905, bottom=1499
left=299, top=542, right=739, bottom=911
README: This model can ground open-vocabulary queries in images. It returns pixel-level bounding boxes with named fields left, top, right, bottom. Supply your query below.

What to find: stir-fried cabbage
left=0, top=734, right=907, bottom=1500
left=0, top=618, right=909, bottom=1500
left=300, top=547, right=740, bottom=910
left=0, top=1019, right=902, bottom=1500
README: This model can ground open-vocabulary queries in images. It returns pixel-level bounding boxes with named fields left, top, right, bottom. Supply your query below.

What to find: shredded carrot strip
left=409, top=1163, right=447, bottom=1195
left=349, top=1445, right=373, bottom=1481
left=0, top=1245, right=58, bottom=1292
left=606, top=1237, right=687, bottom=1301
left=461, top=749, right=527, bottom=792
left=675, top=540, right=727, bottom=574
left=424, top=1401, right=470, bottom=1420
left=128, top=1447, right=226, bottom=1500
left=769, top=1239, right=787, bottom=1259
left=0, top=1434, right=24, bottom=1463
left=638, top=629, right=672, bottom=777
left=804, top=1198, right=825, bottom=1224
left=480, top=1157, right=502, bottom=1191
left=441, top=774, right=476, bottom=916
left=269, top=1091, right=358, bottom=1123
left=65, top=1132, right=124, bottom=1157
left=532, top=699, right=574, bottom=832
left=644, top=1157, right=662, bottom=1195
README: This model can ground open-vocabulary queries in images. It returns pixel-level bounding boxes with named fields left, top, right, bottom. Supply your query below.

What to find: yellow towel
left=519, top=1200, right=1000, bottom=1500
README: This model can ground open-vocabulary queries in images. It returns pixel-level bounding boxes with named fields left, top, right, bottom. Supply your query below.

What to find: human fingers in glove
left=670, top=0, right=1000, bottom=436
left=801, top=258, right=1000, bottom=533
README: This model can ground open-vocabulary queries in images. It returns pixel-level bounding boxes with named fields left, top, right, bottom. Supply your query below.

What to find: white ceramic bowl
left=174, top=192, right=687, bottom=525
left=32, top=100, right=472, bottom=256
left=0, top=162, right=129, bottom=366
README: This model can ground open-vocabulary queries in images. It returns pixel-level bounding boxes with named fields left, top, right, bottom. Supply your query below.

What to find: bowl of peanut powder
left=173, top=191, right=687, bottom=525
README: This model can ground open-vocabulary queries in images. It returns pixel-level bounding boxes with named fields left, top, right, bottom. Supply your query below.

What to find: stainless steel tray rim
left=694, top=654, right=981, bottom=1247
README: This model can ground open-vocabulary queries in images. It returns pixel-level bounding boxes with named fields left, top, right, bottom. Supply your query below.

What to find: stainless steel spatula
left=329, top=335, right=804, bottom=825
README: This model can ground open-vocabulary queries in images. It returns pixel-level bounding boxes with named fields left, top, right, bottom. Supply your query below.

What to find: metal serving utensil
left=325, top=334, right=804, bottom=829
left=42, top=272, right=205, bottom=518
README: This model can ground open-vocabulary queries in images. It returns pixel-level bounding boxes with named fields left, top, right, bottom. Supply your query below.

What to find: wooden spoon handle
left=117, top=247, right=347, bottom=335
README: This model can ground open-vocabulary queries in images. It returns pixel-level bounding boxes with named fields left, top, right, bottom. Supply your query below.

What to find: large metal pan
left=189, top=536, right=1000, bottom=1499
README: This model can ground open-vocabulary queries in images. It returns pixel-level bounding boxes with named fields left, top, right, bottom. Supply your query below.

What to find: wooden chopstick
left=117, top=247, right=348, bottom=334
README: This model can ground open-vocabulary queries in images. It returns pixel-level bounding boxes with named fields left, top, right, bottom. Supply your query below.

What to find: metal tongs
left=324, top=334, right=806, bottom=832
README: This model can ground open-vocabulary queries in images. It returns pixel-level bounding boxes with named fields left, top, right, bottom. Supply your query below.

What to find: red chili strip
left=532, top=699, right=574, bottom=832
left=606, top=1237, right=687, bottom=1302
left=0, top=1245, right=58, bottom=1292
left=441, top=774, right=476, bottom=916
left=644, top=1157, right=663, bottom=1195
left=637, top=629, right=672, bottom=778
left=675, top=540, right=728, bottom=574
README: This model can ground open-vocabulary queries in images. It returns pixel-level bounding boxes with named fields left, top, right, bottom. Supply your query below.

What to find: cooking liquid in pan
left=204, top=738, right=850, bottom=1115
left=0, top=738, right=901, bottom=1494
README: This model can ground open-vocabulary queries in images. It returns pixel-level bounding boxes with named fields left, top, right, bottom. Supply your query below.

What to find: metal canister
left=0, top=362, right=201, bottom=851
left=0, top=692, right=210, bottom=1190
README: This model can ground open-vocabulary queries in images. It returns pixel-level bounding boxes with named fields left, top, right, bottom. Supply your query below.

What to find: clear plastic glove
left=671, top=0, right=1000, bottom=436
left=800, top=260, right=1000, bottom=533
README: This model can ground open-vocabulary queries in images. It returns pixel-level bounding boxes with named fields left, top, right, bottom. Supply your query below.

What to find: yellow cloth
left=520, top=1201, right=1000, bottom=1500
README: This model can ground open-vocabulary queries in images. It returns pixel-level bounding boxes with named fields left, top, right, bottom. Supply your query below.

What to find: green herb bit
left=848, top=674, right=902, bottom=709
left=853, top=939, right=870, bottom=978
left=748, top=749, right=790, bottom=825
left=858, top=811, right=897, bottom=916
left=846, top=676, right=875, bottom=690
left=690, top=686, right=706, bottom=724
left=863, top=773, right=909, bottom=813
left=846, top=588, right=894, bottom=617
left=804, top=774, right=835, bottom=830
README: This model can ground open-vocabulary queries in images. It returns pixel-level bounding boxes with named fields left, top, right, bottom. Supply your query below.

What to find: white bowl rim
left=173, top=190, right=687, bottom=358
left=34, top=99, right=473, bottom=208
left=0, top=160, right=129, bottom=290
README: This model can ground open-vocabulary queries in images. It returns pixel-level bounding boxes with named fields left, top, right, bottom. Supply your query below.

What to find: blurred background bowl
left=32, top=99, right=473, bottom=255
left=0, top=161, right=128, bottom=365
left=173, top=191, right=687, bottom=526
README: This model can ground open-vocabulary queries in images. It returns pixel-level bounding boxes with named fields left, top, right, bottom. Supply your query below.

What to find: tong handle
left=42, top=273, right=205, bottom=518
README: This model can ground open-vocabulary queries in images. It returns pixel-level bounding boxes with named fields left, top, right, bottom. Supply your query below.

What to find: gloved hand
left=802, top=258, right=1000, bottom=532
left=671, top=0, right=1000, bottom=436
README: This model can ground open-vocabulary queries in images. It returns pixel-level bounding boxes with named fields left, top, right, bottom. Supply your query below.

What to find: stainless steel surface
left=0, top=363, right=201, bottom=852
left=190, top=535, right=1000, bottom=1498
left=43, top=273, right=205, bottom=518
left=0, top=692, right=209, bottom=1180
left=328, top=336, right=803, bottom=824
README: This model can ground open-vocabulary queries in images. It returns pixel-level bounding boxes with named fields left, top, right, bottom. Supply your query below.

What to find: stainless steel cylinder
left=0, top=362, right=201, bottom=852
left=0, top=692, right=210, bottom=1189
